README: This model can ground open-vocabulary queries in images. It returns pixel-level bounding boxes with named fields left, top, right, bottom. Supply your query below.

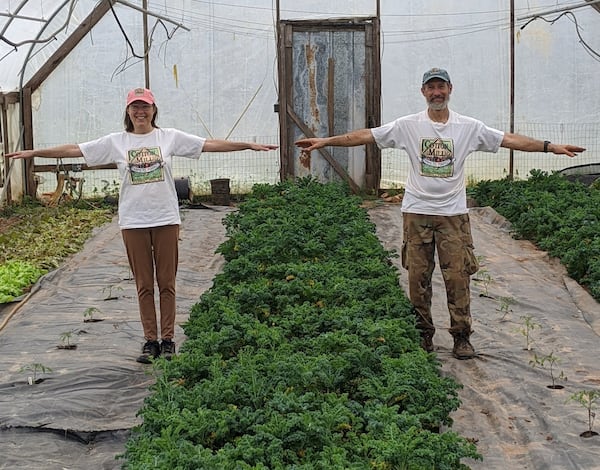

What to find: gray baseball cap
left=422, top=68, right=451, bottom=84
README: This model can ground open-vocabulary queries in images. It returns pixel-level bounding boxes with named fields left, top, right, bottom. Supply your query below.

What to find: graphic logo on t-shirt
left=420, top=138, right=454, bottom=177
left=128, top=146, right=164, bottom=185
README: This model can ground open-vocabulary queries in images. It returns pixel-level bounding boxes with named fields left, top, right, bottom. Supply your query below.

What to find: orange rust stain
left=305, top=43, right=320, bottom=129
left=299, top=150, right=311, bottom=169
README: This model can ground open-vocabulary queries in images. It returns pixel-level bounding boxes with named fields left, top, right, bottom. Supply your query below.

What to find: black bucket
left=210, top=178, right=230, bottom=205
left=175, top=177, right=193, bottom=201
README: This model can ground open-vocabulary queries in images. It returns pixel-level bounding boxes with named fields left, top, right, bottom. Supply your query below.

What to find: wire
left=143, top=2, right=519, bottom=44
left=109, top=1, right=145, bottom=60
left=0, top=0, right=78, bottom=48
left=147, top=0, right=274, bottom=38
left=108, top=1, right=184, bottom=80
left=2, top=2, right=561, bottom=56
left=520, top=11, right=600, bottom=62
left=383, top=23, right=512, bottom=45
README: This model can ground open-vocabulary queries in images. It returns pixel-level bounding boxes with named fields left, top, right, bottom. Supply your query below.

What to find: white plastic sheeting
left=1, top=1, right=599, bottom=204
left=0, top=1, right=94, bottom=93
left=1, top=0, right=379, bottom=144
left=1, top=1, right=599, bottom=145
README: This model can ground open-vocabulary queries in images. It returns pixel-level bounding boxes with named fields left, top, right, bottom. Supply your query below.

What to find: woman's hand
left=5, top=144, right=82, bottom=159
left=5, top=150, right=36, bottom=159
left=248, top=143, right=279, bottom=151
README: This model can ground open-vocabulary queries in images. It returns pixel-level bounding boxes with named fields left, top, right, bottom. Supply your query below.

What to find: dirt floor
left=1, top=202, right=600, bottom=469
left=370, top=203, right=600, bottom=470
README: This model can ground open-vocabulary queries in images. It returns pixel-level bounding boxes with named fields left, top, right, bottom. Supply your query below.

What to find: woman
left=7, top=87, right=278, bottom=363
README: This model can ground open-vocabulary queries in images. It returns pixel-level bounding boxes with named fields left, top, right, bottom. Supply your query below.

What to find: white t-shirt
left=79, top=128, right=206, bottom=229
left=371, top=109, right=504, bottom=216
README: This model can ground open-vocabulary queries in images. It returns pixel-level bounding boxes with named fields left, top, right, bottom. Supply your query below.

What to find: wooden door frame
left=277, top=17, right=381, bottom=194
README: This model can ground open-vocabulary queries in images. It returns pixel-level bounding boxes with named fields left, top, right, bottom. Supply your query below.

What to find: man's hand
left=295, top=129, right=374, bottom=152
left=295, top=137, right=327, bottom=152
left=501, top=133, right=585, bottom=157
left=549, top=144, right=586, bottom=158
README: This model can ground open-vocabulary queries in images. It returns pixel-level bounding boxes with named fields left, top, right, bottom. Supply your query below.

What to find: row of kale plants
left=470, top=170, right=600, bottom=301
left=122, top=178, right=480, bottom=469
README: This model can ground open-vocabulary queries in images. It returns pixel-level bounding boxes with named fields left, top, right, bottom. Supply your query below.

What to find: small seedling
left=497, top=295, right=516, bottom=321
left=19, top=363, right=53, bottom=385
left=58, top=330, right=78, bottom=350
left=102, top=285, right=123, bottom=301
left=474, top=268, right=493, bottom=298
left=568, top=389, right=600, bottom=437
left=516, top=314, right=540, bottom=351
left=83, top=306, right=103, bottom=322
left=529, top=351, right=567, bottom=389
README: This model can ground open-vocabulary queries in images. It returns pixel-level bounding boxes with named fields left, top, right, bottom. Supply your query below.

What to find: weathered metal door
left=277, top=18, right=381, bottom=193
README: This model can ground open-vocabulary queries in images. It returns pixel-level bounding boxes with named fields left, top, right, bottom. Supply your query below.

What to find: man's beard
left=427, top=96, right=450, bottom=111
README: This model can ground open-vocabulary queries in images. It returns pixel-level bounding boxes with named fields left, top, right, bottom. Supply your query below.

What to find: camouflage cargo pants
left=401, top=213, right=479, bottom=335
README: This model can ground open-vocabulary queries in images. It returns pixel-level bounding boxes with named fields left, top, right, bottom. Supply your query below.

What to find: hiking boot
left=160, top=339, right=176, bottom=361
left=137, top=340, right=160, bottom=364
left=420, top=330, right=435, bottom=353
left=452, top=333, right=475, bottom=360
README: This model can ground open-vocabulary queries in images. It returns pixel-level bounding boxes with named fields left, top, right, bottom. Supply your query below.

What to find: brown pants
left=401, top=213, right=479, bottom=336
left=121, top=224, right=179, bottom=341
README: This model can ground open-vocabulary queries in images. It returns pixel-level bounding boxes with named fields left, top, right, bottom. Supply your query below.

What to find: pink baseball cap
left=126, top=88, right=155, bottom=106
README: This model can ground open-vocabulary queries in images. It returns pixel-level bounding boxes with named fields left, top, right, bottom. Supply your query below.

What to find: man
left=295, top=67, right=585, bottom=359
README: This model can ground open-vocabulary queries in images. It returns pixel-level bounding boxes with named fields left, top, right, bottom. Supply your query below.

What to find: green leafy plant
left=0, top=201, right=113, bottom=271
left=516, top=314, right=540, bottom=351
left=475, top=254, right=487, bottom=268
left=122, top=266, right=134, bottom=281
left=497, top=295, right=516, bottom=321
left=474, top=268, right=493, bottom=298
left=121, top=180, right=481, bottom=468
left=102, top=284, right=123, bottom=301
left=94, top=179, right=120, bottom=199
left=58, top=330, right=78, bottom=349
left=83, top=306, right=103, bottom=322
left=0, top=260, right=45, bottom=303
left=568, top=389, right=600, bottom=437
left=529, top=351, right=567, bottom=389
left=19, top=362, right=53, bottom=385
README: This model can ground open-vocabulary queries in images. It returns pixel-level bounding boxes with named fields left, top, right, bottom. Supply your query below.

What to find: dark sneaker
left=137, top=340, right=160, bottom=364
left=420, top=330, right=435, bottom=353
left=160, top=339, right=176, bottom=361
left=452, top=334, right=475, bottom=360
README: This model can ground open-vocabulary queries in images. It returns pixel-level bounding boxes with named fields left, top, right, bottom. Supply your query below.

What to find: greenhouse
left=1, top=1, right=600, bottom=469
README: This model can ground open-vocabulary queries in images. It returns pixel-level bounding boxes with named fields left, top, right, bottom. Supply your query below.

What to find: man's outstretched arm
left=295, top=129, right=375, bottom=152
left=501, top=133, right=585, bottom=157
